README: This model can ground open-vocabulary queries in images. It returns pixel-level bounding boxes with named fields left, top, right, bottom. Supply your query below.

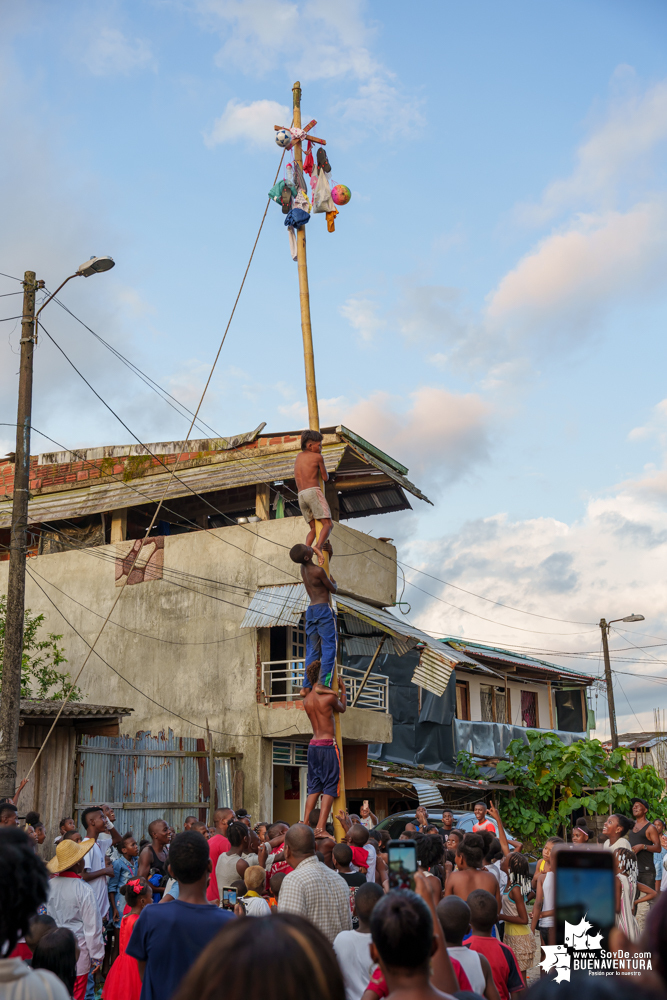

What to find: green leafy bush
left=0, top=595, right=81, bottom=701
left=459, top=731, right=665, bottom=845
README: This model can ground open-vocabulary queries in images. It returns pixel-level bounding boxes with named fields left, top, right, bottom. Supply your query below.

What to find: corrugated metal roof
left=335, top=596, right=478, bottom=698
left=241, top=583, right=309, bottom=627
left=409, top=778, right=444, bottom=808
left=1, top=444, right=346, bottom=528
left=36, top=424, right=266, bottom=466
left=241, top=585, right=477, bottom=698
left=75, top=731, right=213, bottom=840
left=411, top=646, right=455, bottom=700
left=443, top=639, right=596, bottom=683
left=20, top=700, right=133, bottom=718
left=603, top=732, right=667, bottom=749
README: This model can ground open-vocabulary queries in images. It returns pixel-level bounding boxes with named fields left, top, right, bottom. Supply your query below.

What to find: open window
left=480, top=684, right=510, bottom=723
left=521, top=690, right=539, bottom=728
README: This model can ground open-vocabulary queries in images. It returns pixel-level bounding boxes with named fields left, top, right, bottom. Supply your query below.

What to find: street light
left=599, top=613, right=645, bottom=750
left=0, top=258, right=115, bottom=799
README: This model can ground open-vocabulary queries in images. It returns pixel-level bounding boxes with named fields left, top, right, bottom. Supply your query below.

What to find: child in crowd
left=54, top=816, right=77, bottom=844
left=242, top=865, right=271, bottom=916
left=269, top=871, right=287, bottom=907
left=364, top=887, right=469, bottom=1000
left=255, top=822, right=268, bottom=843
left=436, top=896, right=501, bottom=1000
left=467, top=889, right=524, bottom=1000
left=25, top=812, right=47, bottom=847
left=500, top=854, right=535, bottom=972
left=32, top=928, right=78, bottom=998
left=334, top=882, right=384, bottom=1000
left=62, top=830, right=83, bottom=843
left=333, top=843, right=368, bottom=925
left=531, top=839, right=562, bottom=941
left=348, top=824, right=374, bottom=879
left=446, top=829, right=464, bottom=854
left=445, top=833, right=501, bottom=910
left=571, top=818, right=591, bottom=844
left=109, top=833, right=139, bottom=927
left=103, top=878, right=153, bottom=1000
left=9, top=914, right=57, bottom=963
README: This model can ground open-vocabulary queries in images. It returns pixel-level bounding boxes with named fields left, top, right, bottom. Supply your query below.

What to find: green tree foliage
left=458, top=731, right=665, bottom=844
left=0, top=595, right=82, bottom=701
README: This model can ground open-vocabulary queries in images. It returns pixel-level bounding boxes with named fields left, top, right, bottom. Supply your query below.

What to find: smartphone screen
left=228, top=888, right=237, bottom=906
left=222, top=888, right=229, bottom=907
left=554, top=846, right=615, bottom=949
left=388, top=839, right=417, bottom=891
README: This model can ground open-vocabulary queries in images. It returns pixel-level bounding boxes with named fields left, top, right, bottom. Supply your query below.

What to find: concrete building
left=0, top=424, right=449, bottom=832
left=0, top=423, right=598, bottom=836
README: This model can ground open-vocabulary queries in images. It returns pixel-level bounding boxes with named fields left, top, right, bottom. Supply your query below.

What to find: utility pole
left=290, top=82, right=346, bottom=839
left=292, top=81, right=320, bottom=433
left=599, top=619, right=618, bottom=750
left=0, top=271, right=38, bottom=798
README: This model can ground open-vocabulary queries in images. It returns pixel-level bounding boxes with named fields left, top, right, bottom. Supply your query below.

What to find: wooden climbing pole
left=290, top=81, right=346, bottom=842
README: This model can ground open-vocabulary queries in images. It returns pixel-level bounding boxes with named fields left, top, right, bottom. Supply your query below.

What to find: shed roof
left=441, top=639, right=596, bottom=685
left=20, top=700, right=133, bottom=720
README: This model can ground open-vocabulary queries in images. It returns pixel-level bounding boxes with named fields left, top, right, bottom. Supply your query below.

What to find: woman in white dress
left=613, top=847, right=655, bottom=941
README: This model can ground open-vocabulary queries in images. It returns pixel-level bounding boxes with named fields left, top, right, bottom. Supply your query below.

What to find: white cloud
left=339, top=297, right=385, bottom=342
left=406, top=489, right=667, bottom=736
left=197, top=0, right=422, bottom=140
left=518, top=75, right=667, bottom=226
left=340, top=387, right=491, bottom=487
left=277, top=385, right=491, bottom=486
left=485, top=202, right=667, bottom=339
left=204, top=98, right=290, bottom=148
left=83, top=28, right=155, bottom=77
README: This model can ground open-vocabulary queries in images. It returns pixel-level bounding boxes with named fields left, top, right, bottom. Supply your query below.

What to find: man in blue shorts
left=290, top=541, right=338, bottom=689
left=302, top=659, right=347, bottom=837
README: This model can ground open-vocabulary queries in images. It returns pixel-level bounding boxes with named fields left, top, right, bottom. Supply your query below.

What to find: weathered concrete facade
left=2, top=519, right=394, bottom=818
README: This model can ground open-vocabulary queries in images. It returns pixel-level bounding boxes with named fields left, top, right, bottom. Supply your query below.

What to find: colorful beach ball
left=331, top=184, right=351, bottom=206
left=275, top=129, right=293, bottom=148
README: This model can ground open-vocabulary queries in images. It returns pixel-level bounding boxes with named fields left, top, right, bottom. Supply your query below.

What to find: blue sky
left=3, top=0, right=667, bottom=736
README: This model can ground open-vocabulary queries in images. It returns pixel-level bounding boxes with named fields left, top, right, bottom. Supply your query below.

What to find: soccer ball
left=275, top=129, right=293, bottom=149
left=331, top=184, right=351, bottom=206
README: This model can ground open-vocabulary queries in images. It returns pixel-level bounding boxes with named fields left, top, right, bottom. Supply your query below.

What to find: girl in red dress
left=103, top=878, right=153, bottom=1000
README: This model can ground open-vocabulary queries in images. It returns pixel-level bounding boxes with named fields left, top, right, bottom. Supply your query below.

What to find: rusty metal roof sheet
left=36, top=424, right=266, bottom=466
left=20, top=700, right=133, bottom=718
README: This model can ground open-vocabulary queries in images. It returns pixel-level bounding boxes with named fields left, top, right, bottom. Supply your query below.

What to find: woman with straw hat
left=44, top=839, right=104, bottom=1000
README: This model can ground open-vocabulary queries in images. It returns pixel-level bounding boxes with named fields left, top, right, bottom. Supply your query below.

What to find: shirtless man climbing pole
left=290, top=540, right=337, bottom=690
left=294, top=429, right=333, bottom=566
left=302, top=659, right=346, bottom=837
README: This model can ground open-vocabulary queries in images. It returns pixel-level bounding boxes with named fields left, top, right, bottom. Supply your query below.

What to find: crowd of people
left=1, top=796, right=667, bottom=1000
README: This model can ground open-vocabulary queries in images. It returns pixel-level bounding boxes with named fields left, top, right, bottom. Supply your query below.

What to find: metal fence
left=75, top=731, right=234, bottom=839
left=260, top=659, right=389, bottom=712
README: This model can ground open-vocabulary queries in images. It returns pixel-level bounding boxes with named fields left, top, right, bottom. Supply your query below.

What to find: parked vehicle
left=375, top=809, right=497, bottom=839
left=374, top=809, right=538, bottom=870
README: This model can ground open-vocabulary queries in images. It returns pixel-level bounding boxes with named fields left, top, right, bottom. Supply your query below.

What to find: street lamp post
left=599, top=613, right=644, bottom=750
left=0, top=258, right=115, bottom=799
